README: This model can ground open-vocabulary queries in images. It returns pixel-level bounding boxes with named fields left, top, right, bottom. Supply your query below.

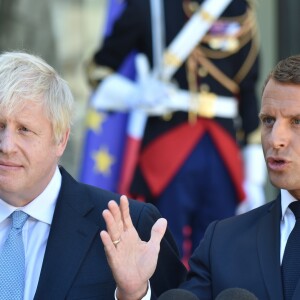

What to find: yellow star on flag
left=92, top=146, right=115, bottom=176
left=86, top=109, right=107, bottom=133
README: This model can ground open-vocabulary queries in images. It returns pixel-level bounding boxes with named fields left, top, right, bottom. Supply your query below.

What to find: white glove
left=90, top=53, right=176, bottom=114
left=130, top=76, right=176, bottom=114
left=236, top=144, right=267, bottom=215
left=91, top=73, right=136, bottom=111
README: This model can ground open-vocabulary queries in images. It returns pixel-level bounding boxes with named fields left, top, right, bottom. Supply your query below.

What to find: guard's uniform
left=90, top=0, right=260, bottom=257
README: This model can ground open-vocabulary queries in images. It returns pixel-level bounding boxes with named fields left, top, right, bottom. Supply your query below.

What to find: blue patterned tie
left=282, top=201, right=300, bottom=300
left=0, top=211, right=29, bottom=300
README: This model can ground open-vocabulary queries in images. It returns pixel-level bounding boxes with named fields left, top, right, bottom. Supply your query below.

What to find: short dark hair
left=263, top=55, right=300, bottom=93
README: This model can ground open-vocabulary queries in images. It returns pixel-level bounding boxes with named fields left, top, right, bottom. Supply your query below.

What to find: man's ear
left=56, top=129, right=70, bottom=157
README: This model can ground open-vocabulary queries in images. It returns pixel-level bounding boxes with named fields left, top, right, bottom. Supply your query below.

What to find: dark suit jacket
left=33, top=167, right=187, bottom=299
left=177, top=196, right=290, bottom=299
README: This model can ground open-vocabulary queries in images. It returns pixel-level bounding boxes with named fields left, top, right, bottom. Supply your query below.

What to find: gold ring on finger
left=112, top=238, right=121, bottom=246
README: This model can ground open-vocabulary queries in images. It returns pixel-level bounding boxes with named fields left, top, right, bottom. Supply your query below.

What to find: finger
left=107, top=200, right=124, bottom=235
left=102, top=209, right=122, bottom=243
left=149, top=218, right=167, bottom=247
left=100, top=230, right=118, bottom=260
left=108, top=200, right=123, bottom=227
left=120, top=195, right=134, bottom=230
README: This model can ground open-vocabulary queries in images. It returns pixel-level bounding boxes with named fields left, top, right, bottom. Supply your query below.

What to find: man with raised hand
left=0, top=51, right=186, bottom=300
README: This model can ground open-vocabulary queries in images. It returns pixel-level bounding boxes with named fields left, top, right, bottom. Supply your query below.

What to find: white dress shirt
left=0, top=167, right=61, bottom=300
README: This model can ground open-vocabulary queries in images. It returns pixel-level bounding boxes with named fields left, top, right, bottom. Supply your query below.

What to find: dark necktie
left=0, top=211, right=29, bottom=300
left=282, top=201, right=300, bottom=300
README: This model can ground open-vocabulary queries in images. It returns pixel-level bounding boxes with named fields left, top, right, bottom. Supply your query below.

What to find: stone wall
left=0, top=0, right=107, bottom=178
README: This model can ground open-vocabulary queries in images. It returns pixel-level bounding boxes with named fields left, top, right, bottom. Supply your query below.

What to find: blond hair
left=0, top=51, right=74, bottom=143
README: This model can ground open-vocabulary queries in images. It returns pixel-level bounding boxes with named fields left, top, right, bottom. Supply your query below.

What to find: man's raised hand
left=100, top=195, right=167, bottom=300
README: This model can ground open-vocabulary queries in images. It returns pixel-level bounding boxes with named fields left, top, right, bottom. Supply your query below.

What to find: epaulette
left=184, top=0, right=259, bottom=94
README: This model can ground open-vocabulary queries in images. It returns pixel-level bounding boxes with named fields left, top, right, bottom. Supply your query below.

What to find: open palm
left=100, top=195, right=167, bottom=300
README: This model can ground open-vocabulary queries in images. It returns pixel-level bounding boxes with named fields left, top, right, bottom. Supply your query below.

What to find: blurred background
left=0, top=0, right=297, bottom=199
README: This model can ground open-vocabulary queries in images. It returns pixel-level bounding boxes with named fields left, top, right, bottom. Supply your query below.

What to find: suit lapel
left=34, top=169, right=103, bottom=299
left=257, top=196, right=283, bottom=300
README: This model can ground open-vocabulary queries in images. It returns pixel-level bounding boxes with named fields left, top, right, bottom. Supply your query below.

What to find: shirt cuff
left=114, top=281, right=151, bottom=300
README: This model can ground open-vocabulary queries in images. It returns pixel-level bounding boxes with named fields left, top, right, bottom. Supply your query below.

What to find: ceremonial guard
left=87, top=0, right=266, bottom=258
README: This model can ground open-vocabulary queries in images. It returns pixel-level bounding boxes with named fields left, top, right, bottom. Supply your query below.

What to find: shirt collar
left=0, top=166, right=62, bottom=225
left=281, top=189, right=298, bottom=220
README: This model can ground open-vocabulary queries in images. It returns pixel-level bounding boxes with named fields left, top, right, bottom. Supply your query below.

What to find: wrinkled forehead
left=0, top=95, right=46, bottom=119
left=261, top=79, right=300, bottom=115
left=262, top=79, right=300, bottom=100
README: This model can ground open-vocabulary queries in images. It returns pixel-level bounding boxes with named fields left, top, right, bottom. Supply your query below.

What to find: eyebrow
left=258, top=113, right=269, bottom=119
left=259, top=112, right=300, bottom=119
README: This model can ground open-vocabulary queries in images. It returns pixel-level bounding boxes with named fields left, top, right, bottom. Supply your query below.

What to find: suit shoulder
left=77, top=180, right=159, bottom=222
left=216, top=199, right=277, bottom=228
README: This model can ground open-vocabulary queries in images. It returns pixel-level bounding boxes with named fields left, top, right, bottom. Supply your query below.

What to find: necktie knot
left=289, top=201, right=300, bottom=220
left=11, top=211, right=29, bottom=230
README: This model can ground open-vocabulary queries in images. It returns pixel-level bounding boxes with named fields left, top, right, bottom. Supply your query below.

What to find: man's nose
left=0, top=129, right=17, bottom=153
left=270, top=121, right=289, bottom=149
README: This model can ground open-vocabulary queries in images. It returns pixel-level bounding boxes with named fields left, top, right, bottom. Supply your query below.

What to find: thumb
left=149, top=218, right=167, bottom=246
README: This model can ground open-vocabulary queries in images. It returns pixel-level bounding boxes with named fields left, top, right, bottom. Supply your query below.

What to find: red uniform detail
left=139, top=118, right=246, bottom=201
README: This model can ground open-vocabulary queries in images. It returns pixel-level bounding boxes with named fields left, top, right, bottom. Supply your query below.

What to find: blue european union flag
left=79, top=109, right=128, bottom=191
left=79, top=0, right=136, bottom=191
